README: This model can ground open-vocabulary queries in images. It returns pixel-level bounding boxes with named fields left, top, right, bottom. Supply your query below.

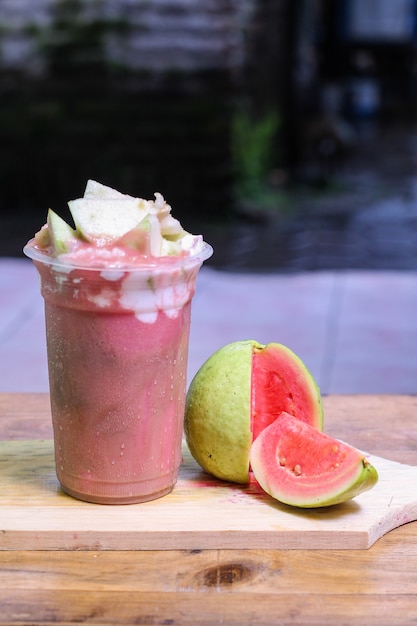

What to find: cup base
left=59, top=482, right=175, bottom=505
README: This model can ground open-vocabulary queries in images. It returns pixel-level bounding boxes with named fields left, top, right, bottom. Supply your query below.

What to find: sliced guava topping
left=117, top=215, right=163, bottom=256
left=68, top=198, right=147, bottom=245
left=83, top=179, right=128, bottom=200
left=33, top=180, right=205, bottom=259
left=250, top=412, right=378, bottom=508
left=47, top=209, right=78, bottom=254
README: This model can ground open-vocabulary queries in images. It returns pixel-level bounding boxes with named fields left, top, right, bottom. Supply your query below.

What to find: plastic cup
left=24, top=241, right=212, bottom=504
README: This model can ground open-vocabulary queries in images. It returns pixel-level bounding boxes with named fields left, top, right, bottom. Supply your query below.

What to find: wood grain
left=1, top=394, right=417, bottom=624
left=0, top=438, right=416, bottom=551
left=0, top=539, right=417, bottom=625
left=1, top=394, right=417, bottom=552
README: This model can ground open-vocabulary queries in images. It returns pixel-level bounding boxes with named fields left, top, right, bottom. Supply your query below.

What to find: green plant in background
left=232, top=108, right=281, bottom=208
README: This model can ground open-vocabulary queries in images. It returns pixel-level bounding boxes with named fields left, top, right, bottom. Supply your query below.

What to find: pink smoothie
left=25, top=243, right=211, bottom=504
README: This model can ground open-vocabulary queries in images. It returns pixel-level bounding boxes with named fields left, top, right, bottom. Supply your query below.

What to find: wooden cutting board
left=0, top=439, right=416, bottom=551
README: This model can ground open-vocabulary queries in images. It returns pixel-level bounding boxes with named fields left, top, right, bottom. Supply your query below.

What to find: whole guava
left=184, top=340, right=323, bottom=483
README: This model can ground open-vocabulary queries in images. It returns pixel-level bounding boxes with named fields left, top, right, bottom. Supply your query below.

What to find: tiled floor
left=1, top=257, right=417, bottom=395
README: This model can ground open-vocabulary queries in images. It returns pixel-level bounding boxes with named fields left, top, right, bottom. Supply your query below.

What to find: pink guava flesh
left=251, top=343, right=323, bottom=441
left=250, top=412, right=378, bottom=508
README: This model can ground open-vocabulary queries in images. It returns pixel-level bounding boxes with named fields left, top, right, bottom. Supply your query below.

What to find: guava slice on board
left=184, top=340, right=323, bottom=483
left=250, top=412, right=379, bottom=508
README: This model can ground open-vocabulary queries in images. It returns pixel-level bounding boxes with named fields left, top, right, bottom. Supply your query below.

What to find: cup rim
left=23, top=240, right=213, bottom=273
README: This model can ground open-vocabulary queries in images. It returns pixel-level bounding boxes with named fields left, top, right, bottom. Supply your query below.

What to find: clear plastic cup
left=24, top=242, right=212, bottom=504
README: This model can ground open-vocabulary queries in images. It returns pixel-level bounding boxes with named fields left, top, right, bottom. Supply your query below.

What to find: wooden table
left=1, top=393, right=417, bottom=625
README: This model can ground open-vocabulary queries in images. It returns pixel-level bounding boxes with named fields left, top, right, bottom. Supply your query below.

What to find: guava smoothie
left=24, top=181, right=212, bottom=504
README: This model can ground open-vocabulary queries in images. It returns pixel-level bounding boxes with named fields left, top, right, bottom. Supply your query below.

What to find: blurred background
left=3, top=0, right=417, bottom=394
left=2, top=0, right=417, bottom=272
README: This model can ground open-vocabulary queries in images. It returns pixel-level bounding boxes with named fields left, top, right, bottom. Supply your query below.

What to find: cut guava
left=250, top=412, right=378, bottom=508
left=47, top=209, right=77, bottom=254
left=32, top=180, right=204, bottom=259
left=83, top=179, right=128, bottom=200
left=118, top=215, right=163, bottom=256
left=251, top=341, right=323, bottom=439
left=68, top=198, right=147, bottom=245
left=184, top=340, right=323, bottom=484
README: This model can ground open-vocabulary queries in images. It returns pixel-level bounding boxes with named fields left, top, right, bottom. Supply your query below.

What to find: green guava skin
left=184, top=341, right=253, bottom=483
left=253, top=455, right=379, bottom=508
left=184, top=339, right=323, bottom=484
left=47, top=209, right=78, bottom=254
left=249, top=413, right=379, bottom=508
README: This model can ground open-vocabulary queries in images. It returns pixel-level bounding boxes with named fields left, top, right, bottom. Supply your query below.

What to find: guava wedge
left=47, top=209, right=77, bottom=254
left=184, top=340, right=323, bottom=483
left=83, top=179, right=127, bottom=200
left=250, top=412, right=378, bottom=508
left=68, top=198, right=147, bottom=245
left=118, top=215, right=163, bottom=256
